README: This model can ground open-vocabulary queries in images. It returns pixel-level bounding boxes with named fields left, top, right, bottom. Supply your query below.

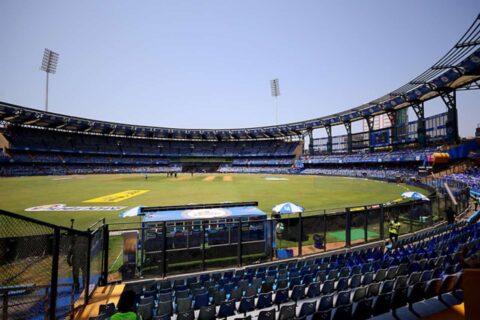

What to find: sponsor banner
left=182, top=208, right=231, bottom=219
left=84, top=190, right=150, bottom=203
left=25, top=204, right=126, bottom=212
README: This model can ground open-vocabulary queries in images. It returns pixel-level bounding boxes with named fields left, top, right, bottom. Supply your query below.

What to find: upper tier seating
left=302, top=147, right=437, bottom=164
left=2, top=127, right=299, bottom=158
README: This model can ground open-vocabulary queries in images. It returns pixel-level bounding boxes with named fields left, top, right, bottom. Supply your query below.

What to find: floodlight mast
left=40, top=49, right=59, bottom=112
left=270, top=79, right=280, bottom=125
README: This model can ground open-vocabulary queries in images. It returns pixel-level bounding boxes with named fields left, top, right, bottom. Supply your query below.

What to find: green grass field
left=0, top=173, right=426, bottom=230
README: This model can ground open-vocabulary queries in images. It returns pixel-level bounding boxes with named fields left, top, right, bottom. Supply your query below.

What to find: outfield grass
left=0, top=173, right=426, bottom=230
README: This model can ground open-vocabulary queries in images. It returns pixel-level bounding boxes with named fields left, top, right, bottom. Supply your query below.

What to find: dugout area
left=125, top=202, right=272, bottom=278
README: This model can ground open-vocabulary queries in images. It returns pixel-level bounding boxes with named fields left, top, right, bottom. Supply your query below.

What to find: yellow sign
left=84, top=190, right=150, bottom=203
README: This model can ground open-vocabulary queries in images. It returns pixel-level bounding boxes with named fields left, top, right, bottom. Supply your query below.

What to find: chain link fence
left=0, top=210, right=97, bottom=320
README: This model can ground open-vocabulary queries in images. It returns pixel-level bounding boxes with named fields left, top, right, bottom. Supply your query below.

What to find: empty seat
left=217, top=300, right=235, bottom=318
left=289, top=276, right=301, bottom=289
left=371, top=292, right=392, bottom=316
left=336, top=277, right=349, bottom=291
left=230, top=287, right=243, bottom=302
left=193, top=292, right=209, bottom=310
left=306, top=282, right=321, bottom=298
left=138, top=302, right=153, bottom=320
left=276, top=279, right=288, bottom=290
left=274, top=288, right=289, bottom=306
left=312, top=309, right=331, bottom=320
left=279, top=303, right=296, bottom=320
left=351, top=286, right=366, bottom=303
left=424, top=278, right=442, bottom=300
left=258, top=308, right=276, bottom=320
left=420, top=270, right=433, bottom=282
left=390, top=287, right=408, bottom=319
left=299, top=301, right=316, bottom=317
left=351, top=297, right=372, bottom=320
left=176, top=309, right=194, bottom=320
left=175, top=289, right=190, bottom=301
left=331, top=304, right=352, bottom=320
left=213, top=290, right=226, bottom=305
left=349, top=274, right=361, bottom=289
left=176, top=297, right=192, bottom=314
left=407, top=281, right=426, bottom=317
left=321, top=280, right=335, bottom=295
left=373, top=269, right=386, bottom=282
left=386, top=266, right=398, bottom=280
left=335, top=290, right=350, bottom=307
left=158, top=292, right=172, bottom=302
left=327, top=269, right=338, bottom=281
left=157, top=300, right=173, bottom=317
left=198, top=305, right=216, bottom=320
left=394, top=275, right=408, bottom=290
left=261, top=281, right=274, bottom=293
left=438, top=274, right=459, bottom=306
left=407, top=272, right=421, bottom=286
left=362, top=272, right=374, bottom=286
left=380, top=279, right=395, bottom=294
left=238, top=296, right=255, bottom=315
left=256, top=291, right=273, bottom=310
left=366, top=282, right=380, bottom=298
left=317, top=293, right=334, bottom=312
left=291, top=284, right=306, bottom=303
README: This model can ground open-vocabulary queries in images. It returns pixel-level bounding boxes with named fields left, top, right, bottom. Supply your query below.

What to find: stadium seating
left=0, top=126, right=299, bottom=176
left=116, top=220, right=479, bottom=320
left=302, top=147, right=438, bottom=164
left=299, top=167, right=417, bottom=179
left=438, top=167, right=480, bottom=193
left=2, top=127, right=299, bottom=158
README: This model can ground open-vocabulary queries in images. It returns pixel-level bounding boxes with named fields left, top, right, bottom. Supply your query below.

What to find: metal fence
left=0, top=210, right=103, bottom=320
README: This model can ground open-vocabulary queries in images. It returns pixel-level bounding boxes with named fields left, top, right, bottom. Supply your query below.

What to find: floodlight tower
left=270, top=79, right=280, bottom=125
left=40, top=49, right=59, bottom=112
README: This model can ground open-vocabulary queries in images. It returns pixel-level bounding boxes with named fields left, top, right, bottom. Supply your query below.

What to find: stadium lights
left=270, top=79, right=280, bottom=125
left=40, top=48, right=60, bottom=112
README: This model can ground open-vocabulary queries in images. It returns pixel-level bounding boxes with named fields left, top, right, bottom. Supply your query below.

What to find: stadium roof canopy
left=1, top=15, right=480, bottom=141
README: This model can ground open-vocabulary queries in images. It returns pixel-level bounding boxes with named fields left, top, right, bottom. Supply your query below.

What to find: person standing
left=446, top=206, right=456, bottom=225
left=388, top=217, right=400, bottom=245
left=67, top=233, right=88, bottom=293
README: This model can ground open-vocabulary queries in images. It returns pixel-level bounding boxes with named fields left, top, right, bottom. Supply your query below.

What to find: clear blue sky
left=0, top=1, right=479, bottom=137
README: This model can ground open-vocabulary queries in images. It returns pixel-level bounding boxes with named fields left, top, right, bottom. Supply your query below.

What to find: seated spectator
left=111, top=290, right=142, bottom=320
